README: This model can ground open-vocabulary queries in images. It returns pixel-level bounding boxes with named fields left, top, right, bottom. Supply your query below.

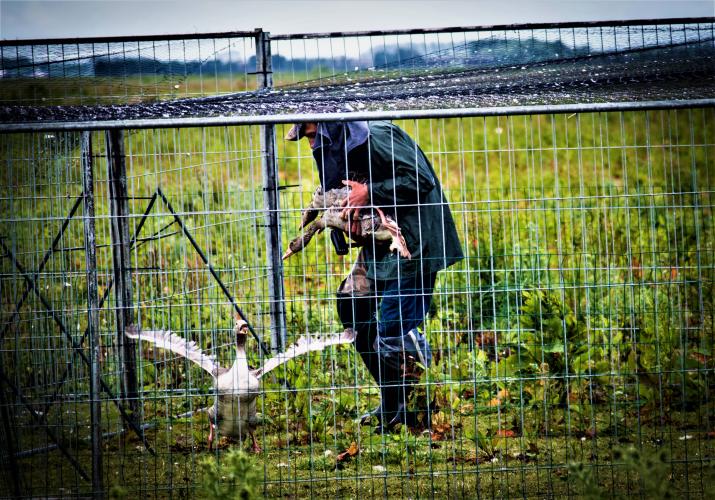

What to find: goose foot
left=207, top=423, right=215, bottom=451
left=250, top=431, right=262, bottom=453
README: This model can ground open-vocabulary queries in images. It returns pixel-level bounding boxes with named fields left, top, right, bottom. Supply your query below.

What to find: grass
left=7, top=401, right=715, bottom=497
left=0, top=71, right=331, bottom=105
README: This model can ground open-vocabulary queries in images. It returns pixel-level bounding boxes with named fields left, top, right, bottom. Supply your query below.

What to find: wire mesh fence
left=0, top=31, right=260, bottom=106
left=1, top=18, right=714, bottom=123
left=1, top=18, right=714, bottom=499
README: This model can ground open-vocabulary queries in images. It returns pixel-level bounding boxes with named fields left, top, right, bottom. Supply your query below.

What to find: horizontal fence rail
left=270, top=16, right=715, bottom=39
left=0, top=99, right=714, bottom=132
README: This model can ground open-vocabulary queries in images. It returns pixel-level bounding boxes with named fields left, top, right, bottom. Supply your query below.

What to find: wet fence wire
left=0, top=18, right=714, bottom=498
left=0, top=19, right=714, bottom=121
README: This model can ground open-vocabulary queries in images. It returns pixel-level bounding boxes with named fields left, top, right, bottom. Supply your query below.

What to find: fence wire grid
left=1, top=18, right=714, bottom=500
left=1, top=18, right=714, bottom=123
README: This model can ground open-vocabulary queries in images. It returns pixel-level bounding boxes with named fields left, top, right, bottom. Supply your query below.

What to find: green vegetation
left=198, top=449, right=261, bottom=499
left=0, top=71, right=326, bottom=105
left=0, top=79, right=713, bottom=498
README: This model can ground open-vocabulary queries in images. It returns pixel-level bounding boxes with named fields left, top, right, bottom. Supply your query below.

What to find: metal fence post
left=81, top=131, right=103, bottom=497
left=105, top=129, right=138, bottom=413
left=256, top=29, right=287, bottom=353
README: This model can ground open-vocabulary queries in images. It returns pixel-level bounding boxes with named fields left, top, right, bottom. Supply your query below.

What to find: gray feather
left=125, top=325, right=222, bottom=377
left=254, top=328, right=356, bottom=378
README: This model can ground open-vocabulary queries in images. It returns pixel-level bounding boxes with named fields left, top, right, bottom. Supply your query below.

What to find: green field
left=1, top=78, right=714, bottom=498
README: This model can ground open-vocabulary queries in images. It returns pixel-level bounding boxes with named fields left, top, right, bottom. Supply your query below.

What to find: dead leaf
left=431, top=422, right=453, bottom=441
left=631, top=258, right=643, bottom=279
left=496, top=429, right=517, bottom=438
left=476, top=331, right=496, bottom=350
left=690, top=352, right=711, bottom=364
left=459, top=403, right=475, bottom=415
left=336, top=441, right=359, bottom=462
left=447, top=452, right=482, bottom=465
left=487, top=389, right=510, bottom=407
left=527, top=441, right=539, bottom=455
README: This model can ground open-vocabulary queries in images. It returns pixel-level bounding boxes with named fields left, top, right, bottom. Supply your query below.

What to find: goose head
left=233, top=315, right=249, bottom=349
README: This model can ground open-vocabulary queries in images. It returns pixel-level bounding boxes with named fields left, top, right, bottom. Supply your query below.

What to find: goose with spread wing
left=126, top=317, right=355, bottom=451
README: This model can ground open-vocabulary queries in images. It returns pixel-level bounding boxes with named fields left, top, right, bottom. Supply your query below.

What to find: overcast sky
left=1, top=0, right=713, bottom=40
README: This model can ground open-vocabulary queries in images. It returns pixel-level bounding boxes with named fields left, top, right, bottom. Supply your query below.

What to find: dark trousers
left=375, top=271, right=437, bottom=338
left=339, top=271, right=437, bottom=381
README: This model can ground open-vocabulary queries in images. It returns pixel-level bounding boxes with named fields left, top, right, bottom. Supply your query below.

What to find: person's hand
left=341, top=180, right=369, bottom=235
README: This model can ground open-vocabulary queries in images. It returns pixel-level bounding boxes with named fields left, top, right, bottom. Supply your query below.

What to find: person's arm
left=341, top=126, right=436, bottom=224
left=366, top=126, right=436, bottom=208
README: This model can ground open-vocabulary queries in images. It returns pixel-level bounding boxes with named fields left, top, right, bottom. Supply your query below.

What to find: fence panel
left=1, top=19, right=714, bottom=499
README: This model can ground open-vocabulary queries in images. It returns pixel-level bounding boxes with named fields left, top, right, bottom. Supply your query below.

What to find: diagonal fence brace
left=1, top=192, right=159, bottom=459
left=40, top=191, right=159, bottom=418
left=0, top=193, right=84, bottom=346
left=155, top=187, right=271, bottom=357
left=0, top=370, right=91, bottom=482
left=0, top=238, right=155, bottom=456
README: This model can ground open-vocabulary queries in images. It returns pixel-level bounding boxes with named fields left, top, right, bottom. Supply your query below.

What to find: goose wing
left=299, top=185, right=325, bottom=229
left=254, top=329, right=356, bottom=379
left=126, top=324, right=223, bottom=377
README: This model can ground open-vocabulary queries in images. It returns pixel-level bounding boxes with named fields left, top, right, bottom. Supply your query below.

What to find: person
left=286, top=120, right=463, bottom=431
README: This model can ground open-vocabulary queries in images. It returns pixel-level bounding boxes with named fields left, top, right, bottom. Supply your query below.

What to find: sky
left=1, top=0, right=713, bottom=41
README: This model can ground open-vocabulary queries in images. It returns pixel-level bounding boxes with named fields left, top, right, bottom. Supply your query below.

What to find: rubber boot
left=355, top=323, right=390, bottom=425
left=337, top=293, right=386, bottom=424
left=377, top=351, right=424, bottom=432
left=372, top=378, right=403, bottom=433
left=385, top=388, right=412, bottom=429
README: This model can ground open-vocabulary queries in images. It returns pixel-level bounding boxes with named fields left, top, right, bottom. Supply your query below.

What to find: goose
left=125, top=318, right=355, bottom=451
left=282, top=185, right=411, bottom=260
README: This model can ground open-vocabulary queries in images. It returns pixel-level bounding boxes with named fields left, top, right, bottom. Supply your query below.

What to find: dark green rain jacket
left=343, top=121, right=463, bottom=281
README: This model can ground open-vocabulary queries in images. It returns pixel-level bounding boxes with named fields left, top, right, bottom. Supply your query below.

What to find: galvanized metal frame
left=3, top=17, right=709, bottom=46
left=256, top=29, right=288, bottom=353
left=0, top=29, right=262, bottom=47
left=0, top=99, right=713, bottom=133
left=269, top=16, right=715, bottom=40
left=80, top=131, right=103, bottom=494
left=106, top=129, right=139, bottom=414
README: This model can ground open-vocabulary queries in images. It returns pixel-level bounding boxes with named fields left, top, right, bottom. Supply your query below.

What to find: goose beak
left=234, top=319, right=249, bottom=348
left=234, top=319, right=248, bottom=336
